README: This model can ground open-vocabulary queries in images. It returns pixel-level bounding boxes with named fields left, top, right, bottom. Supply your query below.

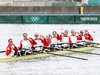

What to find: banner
left=23, top=16, right=48, bottom=24
left=75, top=16, right=100, bottom=24
left=0, top=16, right=21, bottom=23
left=48, top=16, right=74, bottom=24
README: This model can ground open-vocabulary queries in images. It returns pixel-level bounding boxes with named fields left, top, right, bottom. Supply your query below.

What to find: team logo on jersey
left=31, top=16, right=39, bottom=22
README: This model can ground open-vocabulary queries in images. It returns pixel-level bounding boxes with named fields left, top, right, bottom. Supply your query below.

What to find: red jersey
left=76, top=35, right=82, bottom=40
left=84, top=34, right=93, bottom=41
left=6, top=44, right=18, bottom=56
left=56, top=35, right=62, bottom=42
left=39, top=38, right=51, bottom=49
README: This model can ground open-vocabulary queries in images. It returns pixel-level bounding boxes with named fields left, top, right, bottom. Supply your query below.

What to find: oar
left=47, top=52, right=88, bottom=60
left=19, top=48, right=43, bottom=53
left=0, top=46, right=43, bottom=53
left=81, top=40, right=100, bottom=45
left=52, top=42, right=85, bottom=47
left=43, top=46, right=100, bottom=56
left=51, top=43, right=69, bottom=45
left=0, top=51, right=6, bottom=53
left=21, top=47, right=88, bottom=60
left=89, top=46, right=100, bottom=48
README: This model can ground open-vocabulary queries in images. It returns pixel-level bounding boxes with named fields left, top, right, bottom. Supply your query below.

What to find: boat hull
left=0, top=47, right=97, bottom=62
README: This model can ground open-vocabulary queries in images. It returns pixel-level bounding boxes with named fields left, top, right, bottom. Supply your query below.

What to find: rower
left=19, top=33, right=37, bottom=56
left=59, top=30, right=73, bottom=49
left=33, top=33, right=43, bottom=51
left=84, top=30, right=93, bottom=41
left=6, top=38, right=19, bottom=57
left=70, top=29, right=78, bottom=48
left=77, top=30, right=85, bottom=40
left=76, top=30, right=86, bottom=45
left=50, top=31, right=60, bottom=51
left=84, top=29, right=88, bottom=36
left=39, top=34, right=51, bottom=52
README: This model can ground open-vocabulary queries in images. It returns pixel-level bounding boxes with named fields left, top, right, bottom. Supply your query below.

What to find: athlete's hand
left=61, top=32, right=63, bottom=35
left=29, top=37, right=32, bottom=40
left=42, top=35, right=45, bottom=39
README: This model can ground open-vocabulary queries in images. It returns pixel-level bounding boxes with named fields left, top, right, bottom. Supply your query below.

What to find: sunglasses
left=71, top=31, right=75, bottom=33
left=23, top=35, right=27, bottom=37
left=46, top=36, right=49, bottom=37
left=80, top=32, right=83, bottom=33
left=35, top=35, right=39, bottom=36
left=53, top=33, right=56, bottom=35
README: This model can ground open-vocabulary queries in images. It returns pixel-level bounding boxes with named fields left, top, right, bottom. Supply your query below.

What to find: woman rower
left=70, top=29, right=78, bottom=48
left=6, top=38, right=19, bottom=57
left=77, top=30, right=85, bottom=41
left=84, top=30, right=93, bottom=41
left=32, top=33, right=43, bottom=51
left=58, top=30, right=73, bottom=49
left=39, top=34, right=51, bottom=52
left=19, top=33, right=37, bottom=55
left=50, top=31, right=61, bottom=51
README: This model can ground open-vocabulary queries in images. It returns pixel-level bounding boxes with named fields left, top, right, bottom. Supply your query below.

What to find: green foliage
left=5, top=3, right=13, bottom=6
left=0, top=3, right=13, bottom=6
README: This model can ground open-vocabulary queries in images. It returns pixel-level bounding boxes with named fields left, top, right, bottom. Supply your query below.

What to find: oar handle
left=0, top=51, right=6, bottom=53
left=51, top=43, right=70, bottom=45
left=81, top=40, right=100, bottom=45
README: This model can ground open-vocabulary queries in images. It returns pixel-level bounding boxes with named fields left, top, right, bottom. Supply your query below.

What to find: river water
left=0, top=24, right=100, bottom=75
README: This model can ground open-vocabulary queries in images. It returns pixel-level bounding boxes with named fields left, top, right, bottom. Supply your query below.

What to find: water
left=0, top=24, right=100, bottom=75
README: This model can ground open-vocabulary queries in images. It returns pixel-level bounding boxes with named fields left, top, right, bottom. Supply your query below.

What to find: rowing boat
left=0, top=45, right=99, bottom=62
left=0, top=46, right=99, bottom=62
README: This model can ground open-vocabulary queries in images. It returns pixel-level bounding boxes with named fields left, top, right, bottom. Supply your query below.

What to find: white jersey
left=70, top=36, right=78, bottom=47
left=21, top=40, right=32, bottom=54
left=70, top=36, right=77, bottom=43
left=51, top=38, right=58, bottom=44
left=21, top=40, right=32, bottom=49
left=34, top=39, right=43, bottom=51
left=81, top=36, right=85, bottom=40
left=62, top=37, right=69, bottom=47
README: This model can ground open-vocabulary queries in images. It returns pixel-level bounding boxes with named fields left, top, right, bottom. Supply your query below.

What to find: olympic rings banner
left=23, top=16, right=48, bottom=24
left=0, top=15, right=100, bottom=24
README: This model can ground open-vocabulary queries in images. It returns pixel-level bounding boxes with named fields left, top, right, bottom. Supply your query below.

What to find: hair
left=34, top=32, right=39, bottom=36
left=8, top=38, right=12, bottom=42
left=52, top=31, right=57, bottom=35
left=23, top=33, right=28, bottom=36
left=64, top=30, right=68, bottom=33
left=80, top=30, right=83, bottom=32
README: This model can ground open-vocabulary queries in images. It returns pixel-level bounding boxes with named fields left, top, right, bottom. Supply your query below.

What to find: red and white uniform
left=70, top=36, right=77, bottom=43
left=76, top=35, right=85, bottom=40
left=34, top=38, right=43, bottom=51
left=70, top=35, right=78, bottom=47
left=39, top=38, right=51, bottom=50
left=57, top=35, right=73, bottom=46
left=6, top=44, right=18, bottom=56
left=50, top=35, right=61, bottom=44
left=84, top=34, right=93, bottom=41
left=20, top=39, right=37, bottom=50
